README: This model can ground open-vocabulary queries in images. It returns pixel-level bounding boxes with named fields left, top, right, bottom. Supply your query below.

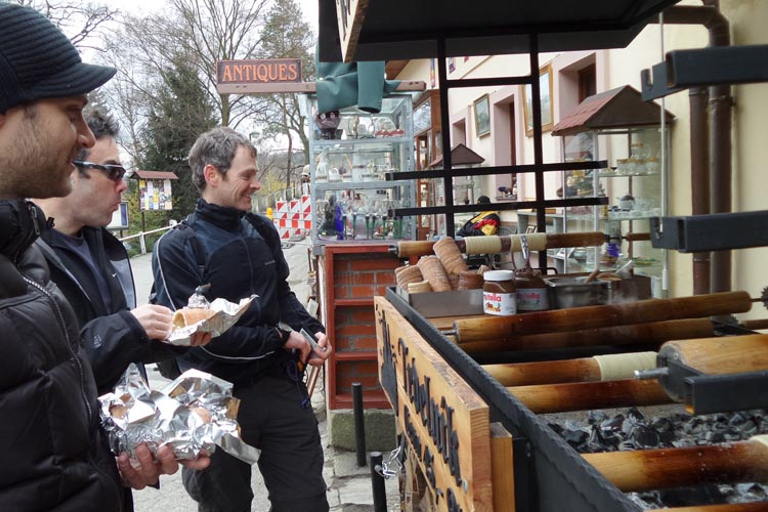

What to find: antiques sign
left=334, top=0, right=368, bottom=62
left=375, top=297, right=493, bottom=512
left=217, top=59, right=301, bottom=85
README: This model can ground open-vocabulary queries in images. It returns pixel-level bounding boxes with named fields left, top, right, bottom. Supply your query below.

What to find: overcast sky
left=105, top=0, right=318, bottom=32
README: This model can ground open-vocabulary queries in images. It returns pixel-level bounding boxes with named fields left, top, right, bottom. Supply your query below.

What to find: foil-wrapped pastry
left=165, top=294, right=257, bottom=346
left=99, top=364, right=259, bottom=465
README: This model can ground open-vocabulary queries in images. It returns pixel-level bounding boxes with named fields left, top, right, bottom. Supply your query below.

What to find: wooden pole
left=453, top=292, right=752, bottom=343
left=659, top=334, right=768, bottom=375
left=456, top=318, right=714, bottom=354
left=486, top=358, right=602, bottom=386
left=394, top=232, right=605, bottom=258
left=485, top=351, right=656, bottom=386
left=507, top=379, right=673, bottom=414
left=583, top=436, right=768, bottom=493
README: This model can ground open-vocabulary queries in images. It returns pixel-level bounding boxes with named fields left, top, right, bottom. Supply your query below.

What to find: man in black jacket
left=34, top=108, right=211, bottom=395
left=153, top=126, right=332, bottom=512
left=0, top=4, right=208, bottom=511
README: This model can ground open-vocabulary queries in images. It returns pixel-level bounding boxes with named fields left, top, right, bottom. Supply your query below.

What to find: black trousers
left=182, top=365, right=329, bottom=512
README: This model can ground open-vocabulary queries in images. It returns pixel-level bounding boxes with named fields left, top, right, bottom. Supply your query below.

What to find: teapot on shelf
left=618, top=194, right=635, bottom=211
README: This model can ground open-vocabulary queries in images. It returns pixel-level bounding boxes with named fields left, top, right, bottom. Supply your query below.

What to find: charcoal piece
left=588, top=410, right=607, bottom=425
left=548, top=423, right=564, bottom=435
left=658, top=429, right=676, bottom=446
left=672, top=438, right=696, bottom=448
left=728, top=412, right=748, bottom=427
left=683, top=416, right=706, bottom=435
left=651, top=416, right=673, bottom=432
left=740, top=419, right=759, bottom=436
left=563, top=427, right=589, bottom=448
left=627, top=407, right=646, bottom=423
left=622, top=416, right=640, bottom=436
left=659, top=484, right=726, bottom=507
left=628, top=491, right=663, bottom=510
left=704, top=430, right=725, bottom=443
left=600, top=414, right=624, bottom=433
left=618, top=440, right=636, bottom=451
left=632, top=425, right=660, bottom=448
left=723, top=426, right=742, bottom=442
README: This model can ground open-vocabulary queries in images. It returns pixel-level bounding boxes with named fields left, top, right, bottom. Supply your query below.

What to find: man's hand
left=131, top=304, right=212, bottom=345
left=307, top=332, right=332, bottom=368
left=283, top=330, right=332, bottom=367
left=130, top=304, right=173, bottom=340
left=118, top=444, right=211, bottom=490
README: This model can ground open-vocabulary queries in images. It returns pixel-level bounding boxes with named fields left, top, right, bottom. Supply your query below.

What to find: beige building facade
left=393, top=0, right=768, bottom=318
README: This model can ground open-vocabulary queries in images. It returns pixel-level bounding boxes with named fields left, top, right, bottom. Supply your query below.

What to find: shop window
left=578, top=64, right=597, bottom=103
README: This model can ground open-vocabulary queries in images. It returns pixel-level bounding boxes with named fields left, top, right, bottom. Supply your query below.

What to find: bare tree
left=10, top=0, right=117, bottom=50
left=254, top=0, right=316, bottom=190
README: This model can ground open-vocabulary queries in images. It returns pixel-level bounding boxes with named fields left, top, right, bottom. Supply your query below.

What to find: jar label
left=517, top=288, right=549, bottom=311
left=483, top=291, right=516, bottom=316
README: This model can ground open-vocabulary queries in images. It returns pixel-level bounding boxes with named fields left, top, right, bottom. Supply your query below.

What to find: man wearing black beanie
left=0, top=3, right=208, bottom=511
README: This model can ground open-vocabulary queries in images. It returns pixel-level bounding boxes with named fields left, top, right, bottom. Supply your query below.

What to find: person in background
left=152, top=126, right=332, bottom=512
left=0, top=3, right=208, bottom=511
left=457, top=195, right=501, bottom=237
left=33, top=108, right=211, bottom=395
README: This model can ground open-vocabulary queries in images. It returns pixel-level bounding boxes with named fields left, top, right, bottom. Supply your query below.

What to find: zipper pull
left=28, top=204, right=41, bottom=236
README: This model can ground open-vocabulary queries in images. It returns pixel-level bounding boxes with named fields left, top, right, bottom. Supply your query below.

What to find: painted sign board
left=334, top=0, right=368, bottom=63
left=375, top=297, right=493, bottom=512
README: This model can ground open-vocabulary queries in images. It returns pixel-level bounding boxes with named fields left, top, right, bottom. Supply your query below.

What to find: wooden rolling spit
left=659, top=334, right=768, bottom=375
left=583, top=435, right=768, bottom=493
left=507, top=379, right=673, bottom=414
left=452, top=291, right=752, bottom=343
left=457, top=318, right=715, bottom=354
left=393, top=231, right=605, bottom=258
left=485, top=351, right=657, bottom=386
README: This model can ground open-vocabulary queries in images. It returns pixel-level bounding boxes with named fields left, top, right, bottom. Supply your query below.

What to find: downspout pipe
left=653, top=4, right=732, bottom=295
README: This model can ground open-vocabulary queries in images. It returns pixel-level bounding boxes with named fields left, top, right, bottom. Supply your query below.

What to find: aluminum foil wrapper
left=99, top=363, right=260, bottom=465
left=165, top=295, right=257, bottom=346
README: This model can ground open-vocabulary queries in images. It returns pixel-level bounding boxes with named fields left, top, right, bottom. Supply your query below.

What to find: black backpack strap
left=180, top=213, right=206, bottom=278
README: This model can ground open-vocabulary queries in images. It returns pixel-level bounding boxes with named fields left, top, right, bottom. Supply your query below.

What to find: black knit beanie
left=0, top=2, right=116, bottom=113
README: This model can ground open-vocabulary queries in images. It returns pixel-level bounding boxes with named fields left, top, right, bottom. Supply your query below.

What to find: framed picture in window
left=523, top=63, right=554, bottom=136
left=473, top=94, right=491, bottom=137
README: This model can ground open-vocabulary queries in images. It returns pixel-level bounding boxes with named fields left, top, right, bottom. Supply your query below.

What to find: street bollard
left=352, top=382, right=367, bottom=467
left=370, top=451, right=387, bottom=512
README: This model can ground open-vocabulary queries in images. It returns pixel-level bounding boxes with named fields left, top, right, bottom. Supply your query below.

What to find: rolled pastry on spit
left=173, top=308, right=216, bottom=329
left=433, top=237, right=468, bottom=275
left=417, top=255, right=452, bottom=292
left=395, top=265, right=423, bottom=290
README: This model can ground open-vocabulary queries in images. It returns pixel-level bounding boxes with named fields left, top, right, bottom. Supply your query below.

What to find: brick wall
left=332, top=253, right=399, bottom=300
left=325, top=248, right=400, bottom=409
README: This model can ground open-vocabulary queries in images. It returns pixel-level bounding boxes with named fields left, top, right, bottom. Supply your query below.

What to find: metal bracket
left=650, top=210, right=768, bottom=252
left=641, top=44, right=768, bottom=100
left=685, top=370, right=768, bottom=415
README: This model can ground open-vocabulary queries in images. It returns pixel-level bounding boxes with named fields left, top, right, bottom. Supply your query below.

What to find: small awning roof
left=318, top=0, right=680, bottom=62
left=551, top=85, right=675, bottom=136
left=131, top=170, right=179, bottom=180
left=428, top=143, right=485, bottom=168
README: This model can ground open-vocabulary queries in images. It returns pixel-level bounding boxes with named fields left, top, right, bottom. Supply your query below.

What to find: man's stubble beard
left=0, top=105, right=73, bottom=200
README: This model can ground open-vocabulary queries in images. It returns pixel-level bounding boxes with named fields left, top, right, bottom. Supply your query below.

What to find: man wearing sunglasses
left=34, top=108, right=212, bottom=396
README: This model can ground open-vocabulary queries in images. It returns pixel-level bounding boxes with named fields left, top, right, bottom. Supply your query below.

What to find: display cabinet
left=553, top=127, right=668, bottom=296
left=304, top=94, right=417, bottom=252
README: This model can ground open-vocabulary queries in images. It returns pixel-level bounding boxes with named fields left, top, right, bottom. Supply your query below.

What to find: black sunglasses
left=74, top=161, right=127, bottom=182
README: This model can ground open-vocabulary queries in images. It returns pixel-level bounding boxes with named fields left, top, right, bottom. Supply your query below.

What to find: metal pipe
left=654, top=4, right=732, bottom=295
left=352, top=382, right=367, bottom=467
left=370, top=451, right=387, bottom=512
left=690, top=86, right=711, bottom=295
